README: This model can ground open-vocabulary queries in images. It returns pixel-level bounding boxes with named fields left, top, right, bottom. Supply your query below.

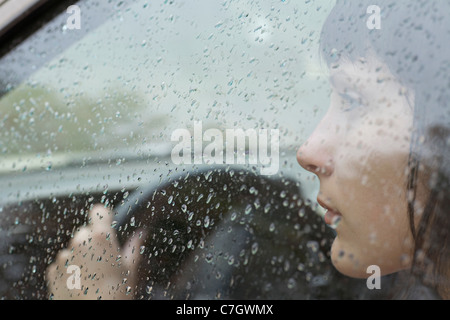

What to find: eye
left=339, top=91, right=364, bottom=112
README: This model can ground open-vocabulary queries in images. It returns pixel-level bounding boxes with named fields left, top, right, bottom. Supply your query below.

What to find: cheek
left=334, top=139, right=412, bottom=248
left=335, top=113, right=411, bottom=202
left=330, top=165, right=414, bottom=278
left=329, top=123, right=414, bottom=277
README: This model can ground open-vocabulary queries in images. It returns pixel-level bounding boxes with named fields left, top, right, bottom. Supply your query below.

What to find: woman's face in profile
left=297, top=52, right=419, bottom=278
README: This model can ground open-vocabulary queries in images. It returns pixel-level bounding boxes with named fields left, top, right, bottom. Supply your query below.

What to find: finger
left=46, top=263, right=58, bottom=282
left=122, top=230, right=146, bottom=272
left=56, top=248, right=72, bottom=265
left=88, top=204, right=114, bottom=235
left=46, top=262, right=65, bottom=291
left=70, top=228, right=92, bottom=250
left=46, top=249, right=71, bottom=284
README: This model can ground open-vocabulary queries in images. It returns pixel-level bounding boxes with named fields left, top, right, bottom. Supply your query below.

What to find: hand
left=46, top=204, right=145, bottom=300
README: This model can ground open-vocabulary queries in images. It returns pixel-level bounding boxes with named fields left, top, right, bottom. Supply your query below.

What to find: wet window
left=1, top=0, right=448, bottom=300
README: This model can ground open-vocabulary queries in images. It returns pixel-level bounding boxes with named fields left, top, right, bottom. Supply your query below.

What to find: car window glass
left=0, top=0, right=395, bottom=300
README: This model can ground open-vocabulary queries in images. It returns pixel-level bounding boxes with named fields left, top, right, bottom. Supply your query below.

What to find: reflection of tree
left=0, top=85, right=167, bottom=155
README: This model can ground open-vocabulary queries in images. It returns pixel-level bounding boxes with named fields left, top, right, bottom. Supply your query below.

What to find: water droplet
left=284, top=260, right=290, bottom=272
left=298, top=207, right=305, bottom=218
left=329, top=215, right=342, bottom=230
left=205, top=252, right=213, bottom=263
left=287, top=278, right=296, bottom=289
left=204, top=216, right=210, bottom=228
left=307, top=241, right=319, bottom=253
left=369, top=232, right=377, bottom=244
left=361, top=175, right=368, bottom=186
left=251, top=242, right=259, bottom=255
left=318, top=252, right=326, bottom=263
left=269, top=223, right=275, bottom=232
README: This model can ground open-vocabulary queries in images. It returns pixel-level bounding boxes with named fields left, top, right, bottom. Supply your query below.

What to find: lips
left=324, top=209, right=342, bottom=226
left=317, top=197, right=342, bottom=227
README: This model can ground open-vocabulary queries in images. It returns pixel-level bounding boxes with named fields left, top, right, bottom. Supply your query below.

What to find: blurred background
left=0, top=0, right=397, bottom=300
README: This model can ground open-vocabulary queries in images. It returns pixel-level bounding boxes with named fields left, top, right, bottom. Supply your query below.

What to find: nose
left=297, top=117, right=335, bottom=177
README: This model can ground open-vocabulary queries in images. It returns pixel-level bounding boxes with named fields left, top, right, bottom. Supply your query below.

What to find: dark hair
left=319, top=0, right=450, bottom=299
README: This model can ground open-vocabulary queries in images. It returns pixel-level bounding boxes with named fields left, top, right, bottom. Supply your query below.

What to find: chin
left=329, top=236, right=376, bottom=279
left=330, top=236, right=407, bottom=279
